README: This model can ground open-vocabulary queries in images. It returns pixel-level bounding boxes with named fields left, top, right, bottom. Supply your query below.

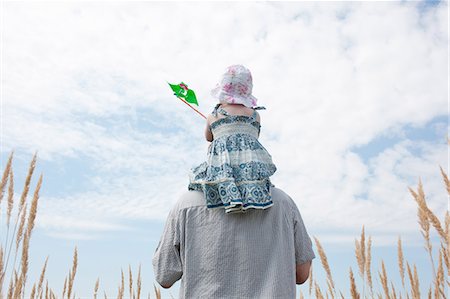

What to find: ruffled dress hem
left=188, top=177, right=275, bottom=214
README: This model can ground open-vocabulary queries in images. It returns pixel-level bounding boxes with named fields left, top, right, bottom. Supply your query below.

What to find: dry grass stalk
left=438, top=248, right=445, bottom=288
left=137, top=264, right=142, bottom=299
left=354, top=226, right=367, bottom=299
left=313, top=236, right=336, bottom=297
left=365, top=235, right=373, bottom=296
left=446, top=210, right=450, bottom=239
left=406, top=262, right=420, bottom=299
left=434, top=249, right=444, bottom=299
left=410, top=178, right=447, bottom=243
left=443, top=167, right=450, bottom=273
left=0, top=246, right=3, bottom=294
left=355, top=240, right=362, bottom=277
left=2, top=169, right=15, bottom=292
left=412, top=264, right=420, bottom=299
left=299, top=290, right=304, bottom=299
left=378, top=260, right=389, bottom=299
left=439, top=165, right=450, bottom=196
left=0, top=151, right=13, bottom=205
left=62, top=276, right=67, bottom=298
left=30, top=282, right=36, bottom=299
left=360, top=226, right=365, bottom=273
left=19, top=152, right=37, bottom=212
left=15, top=203, right=27, bottom=252
left=406, top=262, right=414, bottom=299
left=309, top=264, right=313, bottom=296
left=13, top=200, right=34, bottom=299
left=13, top=272, right=25, bottom=299
left=26, top=173, right=43, bottom=241
left=7, top=271, right=14, bottom=298
left=1, top=168, right=14, bottom=292
left=121, top=268, right=125, bottom=299
left=438, top=285, right=446, bottom=298
left=67, top=246, right=78, bottom=299
left=6, top=168, right=14, bottom=227
left=314, top=281, right=325, bottom=299
left=397, top=236, right=405, bottom=289
left=390, top=281, right=397, bottom=299
left=441, top=242, right=449, bottom=277
left=339, top=291, right=344, bottom=299
left=118, top=268, right=124, bottom=299
left=154, top=283, right=161, bottom=299
left=128, top=265, right=133, bottom=299
left=326, top=280, right=335, bottom=299
left=349, top=267, right=360, bottom=299
left=410, top=185, right=436, bottom=278
left=37, top=256, right=49, bottom=298
left=94, top=277, right=99, bottom=299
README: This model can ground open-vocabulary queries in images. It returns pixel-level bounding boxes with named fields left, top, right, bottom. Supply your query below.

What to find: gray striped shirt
left=152, top=187, right=316, bottom=298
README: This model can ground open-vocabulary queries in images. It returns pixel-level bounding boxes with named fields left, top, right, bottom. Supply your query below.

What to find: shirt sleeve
left=152, top=208, right=183, bottom=287
left=289, top=198, right=316, bottom=264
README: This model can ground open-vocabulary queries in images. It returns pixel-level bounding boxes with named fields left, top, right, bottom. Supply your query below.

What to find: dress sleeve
left=289, top=197, right=316, bottom=264
left=152, top=208, right=183, bottom=287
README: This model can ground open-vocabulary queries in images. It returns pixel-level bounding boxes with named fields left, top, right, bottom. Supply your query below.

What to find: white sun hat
left=210, top=65, right=258, bottom=108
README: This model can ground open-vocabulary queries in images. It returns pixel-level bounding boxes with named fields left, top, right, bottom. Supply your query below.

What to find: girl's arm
left=255, top=111, right=261, bottom=137
left=205, top=115, right=214, bottom=142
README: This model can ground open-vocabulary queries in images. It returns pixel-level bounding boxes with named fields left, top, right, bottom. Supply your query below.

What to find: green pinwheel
left=168, top=82, right=199, bottom=106
left=168, top=81, right=206, bottom=119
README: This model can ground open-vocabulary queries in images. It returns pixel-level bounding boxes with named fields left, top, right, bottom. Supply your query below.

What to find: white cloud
left=1, top=1, right=447, bottom=245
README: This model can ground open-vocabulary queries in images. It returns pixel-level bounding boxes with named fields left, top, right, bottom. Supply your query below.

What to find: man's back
left=152, top=187, right=316, bottom=299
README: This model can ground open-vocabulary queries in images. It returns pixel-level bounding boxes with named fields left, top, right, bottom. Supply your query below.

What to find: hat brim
left=211, top=86, right=258, bottom=108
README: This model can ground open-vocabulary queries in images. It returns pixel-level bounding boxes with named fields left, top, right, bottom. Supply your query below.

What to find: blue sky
left=0, top=1, right=448, bottom=298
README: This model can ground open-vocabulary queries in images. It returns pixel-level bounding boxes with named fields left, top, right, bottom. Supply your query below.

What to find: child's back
left=205, top=102, right=261, bottom=142
left=209, top=103, right=260, bottom=123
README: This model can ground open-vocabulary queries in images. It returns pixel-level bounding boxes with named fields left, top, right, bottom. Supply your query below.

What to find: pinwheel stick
left=177, top=96, right=207, bottom=119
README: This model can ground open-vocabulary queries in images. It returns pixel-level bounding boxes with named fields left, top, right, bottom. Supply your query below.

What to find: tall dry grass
left=0, top=153, right=153, bottom=299
left=306, top=144, right=450, bottom=298
left=0, top=144, right=449, bottom=298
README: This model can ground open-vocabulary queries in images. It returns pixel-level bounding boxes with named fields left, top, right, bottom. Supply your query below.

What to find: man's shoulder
left=170, top=187, right=298, bottom=213
left=172, top=190, right=206, bottom=212
left=271, top=187, right=298, bottom=208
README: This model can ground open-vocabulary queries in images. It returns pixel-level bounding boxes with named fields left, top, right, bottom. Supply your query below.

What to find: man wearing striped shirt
left=152, top=187, right=315, bottom=298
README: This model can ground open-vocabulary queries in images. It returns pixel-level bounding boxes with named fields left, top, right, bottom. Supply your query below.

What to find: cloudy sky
left=0, top=0, right=448, bottom=298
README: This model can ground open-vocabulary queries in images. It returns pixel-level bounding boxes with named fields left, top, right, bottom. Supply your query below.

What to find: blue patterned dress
left=188, top=104, right=277, bottom=213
